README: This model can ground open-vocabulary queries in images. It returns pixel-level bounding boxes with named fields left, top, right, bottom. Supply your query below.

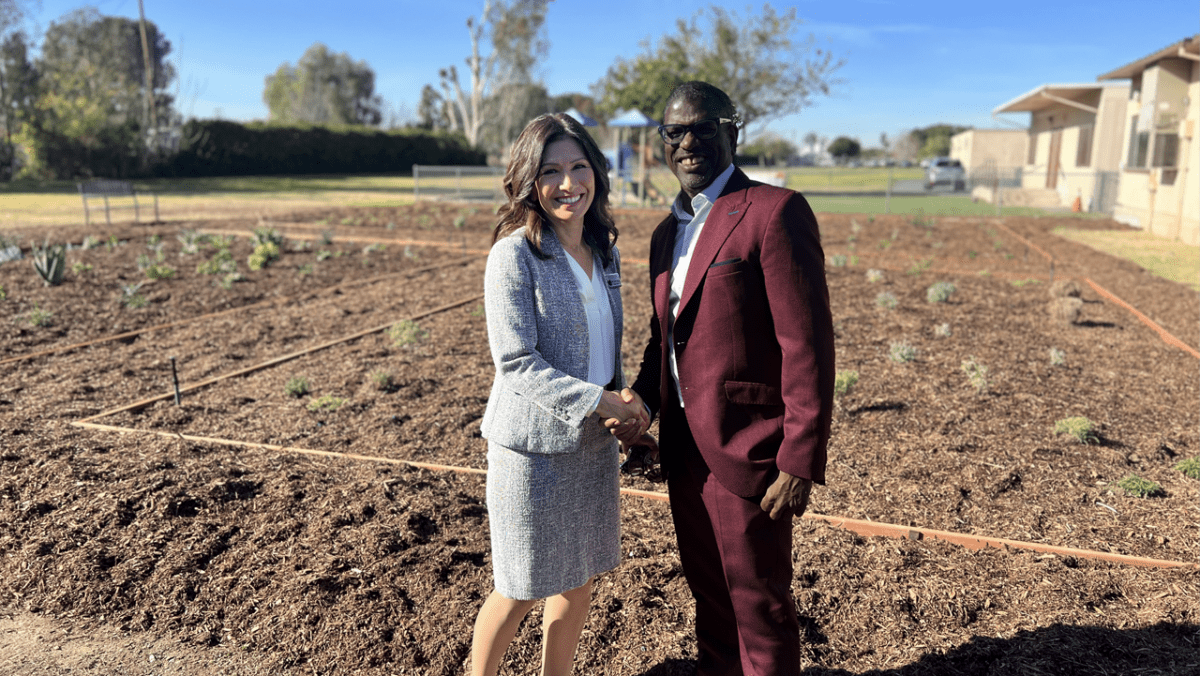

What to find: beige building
left=993, top=83, right=1130, bottom=212
left=1099, top=35, right=1199, bottom=245
left=950, top=129, right=1027, bottom=174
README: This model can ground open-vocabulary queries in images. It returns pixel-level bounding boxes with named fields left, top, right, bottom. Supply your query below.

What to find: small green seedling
left=906, top=258, right=932, bottom=276
left=316, top=250, right=332, bottom=262
left=297, top=263, right=313, bottom=276
left=1113, top=474, right=1163, bottom=498
left=388, top=319, right=427, bottom=348
left=888, top=341, right=917, bottom=363
left=1173, top=458, right=1200, bottom=480
left=0, top=284, right=6, bottom=300
left=307, top=394, right=346, bottom=412
left=370, top=371, right=395, bottom=391
left=1049, top=347, right=1066, bottom=367
left=833, top=370, right=859, bottom=398
left=285, top=377, right=310, bottom=398
left=865, top=269, right=884, bottom=284
left=960, top=357, right=989, bottom=395
left=27, top=303, right=52, bottom=327
left=875, top=291, right=898, bottom=310
left=829, top=254, right=847, bottom=267
left=1055, top=417, right=1098, bottom=444
left=926, top=281, right=956, bottom=303
left=469, top=303, right=485, bottom=318
left=71, top=261, right=93, bottom=274
left=120, top=283, right=147, bottom=309
left=934, top=323, right=952, bottom=338
left=144, top=263, right=176, bottom=280
left=248, top=241, right=280, bottom=271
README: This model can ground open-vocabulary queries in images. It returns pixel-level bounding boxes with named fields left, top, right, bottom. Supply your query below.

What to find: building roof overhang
left=992, top=84, right=1105, bottom=115
left=1098, top=34, right=1200, bottom=80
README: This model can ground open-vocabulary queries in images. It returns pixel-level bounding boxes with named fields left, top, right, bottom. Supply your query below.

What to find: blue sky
left=23, top=0, right=1199, bottom=149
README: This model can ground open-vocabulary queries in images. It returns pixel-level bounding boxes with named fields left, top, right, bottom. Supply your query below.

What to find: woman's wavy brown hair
left=492, top=113, right=617, bottom=265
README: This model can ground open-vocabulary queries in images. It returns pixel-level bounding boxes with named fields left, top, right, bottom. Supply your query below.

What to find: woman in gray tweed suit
left=470, top=113, right=649, bottom=676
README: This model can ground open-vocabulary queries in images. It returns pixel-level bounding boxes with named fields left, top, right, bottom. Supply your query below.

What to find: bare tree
left=438, top=0, right=549, bottom=148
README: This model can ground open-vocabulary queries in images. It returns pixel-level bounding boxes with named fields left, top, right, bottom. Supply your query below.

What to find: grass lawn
left=0, top=175, right=420, bottom=228
left=1053, top=226, right=1200, bottom=291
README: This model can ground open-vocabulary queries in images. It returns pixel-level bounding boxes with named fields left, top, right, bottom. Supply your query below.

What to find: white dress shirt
left=566, top=252, right=617, bottom=414
left=667, top=163, right=736, bottom=407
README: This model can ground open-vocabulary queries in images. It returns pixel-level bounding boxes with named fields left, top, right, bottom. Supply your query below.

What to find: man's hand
left=759, top=471, right=812, bottom=521
left=597, top=388, right=649, bottom=442
left=601, top=388, right=649, bottom=443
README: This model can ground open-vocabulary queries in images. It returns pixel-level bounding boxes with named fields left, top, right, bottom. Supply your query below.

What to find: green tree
left=263, top=43, right=382, bottom=126
left=828, top=136, right=860, bottom=162
left=739, top=132, right=797, bottom=166
left=23, top=7, right=175, bottom=178
left=908, top=124, right=971, bottom=159
left=416, top=84, right=450, bottom=131
left=436, top=0, right=551, bottom=148
left=0, top=31, right=35, bottom=179
left=592, top=4, right=842, bottom=126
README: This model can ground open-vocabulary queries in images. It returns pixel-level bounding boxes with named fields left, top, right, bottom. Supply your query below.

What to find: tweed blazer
left=481, top=226, right=625, bottom=454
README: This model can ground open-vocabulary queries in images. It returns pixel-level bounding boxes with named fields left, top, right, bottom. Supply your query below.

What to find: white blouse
left=564, top=252, right=616, bottom=389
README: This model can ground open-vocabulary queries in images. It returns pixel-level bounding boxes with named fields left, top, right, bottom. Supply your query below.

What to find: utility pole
left=137, top=0, right=157, bottom=144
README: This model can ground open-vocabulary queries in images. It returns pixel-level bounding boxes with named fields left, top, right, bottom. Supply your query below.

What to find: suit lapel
left=651, top=216, right=677, bottom=325
left=676, top=169, right=754, bottom=315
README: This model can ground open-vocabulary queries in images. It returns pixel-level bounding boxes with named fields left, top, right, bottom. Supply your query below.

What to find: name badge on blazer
left=604, top=272, right=622, bottom=288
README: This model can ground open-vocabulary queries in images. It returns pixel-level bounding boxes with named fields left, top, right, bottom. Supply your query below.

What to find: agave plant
left=32, top=239, right=67, bottom=286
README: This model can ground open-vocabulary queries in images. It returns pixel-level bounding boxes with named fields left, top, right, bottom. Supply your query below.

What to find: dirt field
left=1, top=202, right=1197, bottom=675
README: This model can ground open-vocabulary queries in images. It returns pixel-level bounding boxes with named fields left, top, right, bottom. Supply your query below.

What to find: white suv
left=926, top=157, right=966, bottom=191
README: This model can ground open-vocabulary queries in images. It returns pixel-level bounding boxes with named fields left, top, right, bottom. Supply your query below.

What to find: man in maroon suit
left=617, top=81, right=835, bottom=676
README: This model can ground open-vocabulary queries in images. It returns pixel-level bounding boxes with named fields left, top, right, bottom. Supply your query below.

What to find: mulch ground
left=0, top=201, right=1197, bottom=675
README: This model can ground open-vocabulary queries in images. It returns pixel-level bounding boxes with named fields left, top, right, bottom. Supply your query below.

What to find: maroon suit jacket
left=631, top=168, right=835, bottom=498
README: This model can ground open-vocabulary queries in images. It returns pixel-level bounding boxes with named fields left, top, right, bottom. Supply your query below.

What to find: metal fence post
left=413, top=165, right=420, bottom=201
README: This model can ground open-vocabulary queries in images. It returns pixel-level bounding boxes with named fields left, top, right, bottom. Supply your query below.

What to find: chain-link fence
left=412, top=165, right=505, bottom=202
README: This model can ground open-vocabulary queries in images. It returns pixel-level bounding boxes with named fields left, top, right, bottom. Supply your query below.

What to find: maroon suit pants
left=661, top=393, right=801, bottom=676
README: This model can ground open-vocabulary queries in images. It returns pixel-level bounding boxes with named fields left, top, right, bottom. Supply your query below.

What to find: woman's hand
left=596, top=388, right=648, bottom=442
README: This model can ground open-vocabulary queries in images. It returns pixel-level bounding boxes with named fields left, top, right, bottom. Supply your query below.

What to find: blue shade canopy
left=564, top=107, right=599, bottom=126
left=607, top=108, right=659, bottom=127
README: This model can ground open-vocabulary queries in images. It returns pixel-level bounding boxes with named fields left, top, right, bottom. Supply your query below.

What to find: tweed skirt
left=485, top=436, right=620, bottom=600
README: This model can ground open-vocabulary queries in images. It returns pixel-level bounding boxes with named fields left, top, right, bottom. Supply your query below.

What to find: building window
left=1027, top=133, right=1037, bottom=165
left=1152, top=133, right=1179, bottom=168
left=1075, top=125, right=1093, bottom=168
left=1126, top=115, right=1150, bottom=168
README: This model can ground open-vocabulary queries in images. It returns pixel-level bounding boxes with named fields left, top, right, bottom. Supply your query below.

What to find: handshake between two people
left=594, top=387, right=649, bottom=444
left=596, top=388, right=664, bottom=483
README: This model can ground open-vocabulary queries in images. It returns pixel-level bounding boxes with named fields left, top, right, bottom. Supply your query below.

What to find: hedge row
left=159, top=120, right=486, bottom=177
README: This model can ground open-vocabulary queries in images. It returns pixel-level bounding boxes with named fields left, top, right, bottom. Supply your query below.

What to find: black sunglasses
left=657, top=118, right=734, bottom=144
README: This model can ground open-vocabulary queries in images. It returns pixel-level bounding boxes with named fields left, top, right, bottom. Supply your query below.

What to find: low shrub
left=829, top=254, right=848, bottom=267
left=933, top=323, right=952, bottom=338
left=388, top=319, right=427, bottom=348
left=875, top=291, right=898, bottom=310
left=1113, top=474, right=1164, bottom=498
left=1055, top=416, right=1098, bottom=444
left=1173, top=458, right=1200, bottom=480
left=834, top=370, right=859, bottom=398
left=888, top=341, right=917, bottom=364
left=925, top=281, right=957, bottom=303
left=307, top=394, right=347, bottom=412
left=1048, top=279, right=1082, bottom=299
left=960, top=357, right=989, bottom=395
left=1049, top=347, right=1066, bottom=366
left=285, top=377, right=310, bottom=398
left=27, top=303, right=52, bottom=327
left=144, top=263, right=176, bottom=280
left=371, top=371, right=395, bottom=391
left=865, top=269, right=884, bottom=284
left=1047, top=297, right=1083, bottom=325
left=248, top=241, right=281, bottom=271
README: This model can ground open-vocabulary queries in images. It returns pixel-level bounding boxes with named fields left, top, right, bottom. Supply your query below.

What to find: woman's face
left=536, top=137, right=594, bottom=230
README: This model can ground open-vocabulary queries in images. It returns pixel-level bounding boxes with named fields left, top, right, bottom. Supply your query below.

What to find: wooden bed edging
left=67, top=422, right=1199, bottom=571
left=1084, top=277, right=1200, bottom=359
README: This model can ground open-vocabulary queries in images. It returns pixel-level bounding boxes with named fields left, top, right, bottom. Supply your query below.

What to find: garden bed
left=0, top=205, right=1196, bottom=675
